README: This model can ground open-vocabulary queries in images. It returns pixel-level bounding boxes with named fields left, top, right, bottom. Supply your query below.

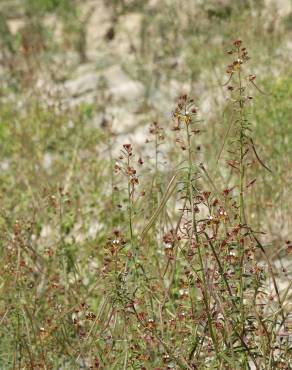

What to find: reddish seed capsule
left=123, top=144, right=132, bottom=155
left=203, top=191, right=211, bottom=200
left=212, top=198, right=219, bottom=206
left=233, top=39, right=242, bottom=47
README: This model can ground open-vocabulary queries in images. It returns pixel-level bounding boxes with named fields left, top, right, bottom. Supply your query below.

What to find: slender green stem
left=185, top=123, right=220, bottom=362
left=236, top=47, right=248, bottom=366
left=127, top=155, right=134, bottom=250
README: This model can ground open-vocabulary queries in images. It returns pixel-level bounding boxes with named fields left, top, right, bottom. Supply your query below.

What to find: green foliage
left=0, top=13, right=15, bottom=53
left=250, top=75, right=292, bottom=220
left=254, top=75, right=292, bottom=164
left=25, top=0, right=72, bottom=14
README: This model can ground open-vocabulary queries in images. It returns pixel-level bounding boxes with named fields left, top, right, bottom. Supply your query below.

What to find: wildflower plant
left=0, top=39, right=290, bottom=370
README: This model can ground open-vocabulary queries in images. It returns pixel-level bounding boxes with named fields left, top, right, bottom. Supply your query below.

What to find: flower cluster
left=226, top=39, right=250, bottom=75
left=114, top=144, right=140, bottom=186
left=172, top=94, right=198, bottom=129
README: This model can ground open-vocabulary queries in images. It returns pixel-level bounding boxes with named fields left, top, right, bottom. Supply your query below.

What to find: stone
left=102, top=64, right=144, bottom=101
left=63, top=71, right=99, bottom=98
left=83, top=0, right=112, bottom=59
left=7, top=18, right=25, bottom=35
left=265, top=0, right=292, bottom=17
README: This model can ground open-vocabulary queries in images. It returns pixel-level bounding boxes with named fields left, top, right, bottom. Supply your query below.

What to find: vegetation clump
left=0, top=34, right=290, bottom=369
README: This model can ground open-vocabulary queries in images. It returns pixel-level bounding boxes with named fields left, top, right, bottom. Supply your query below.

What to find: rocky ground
left=3, top=0, right=291, bottom=139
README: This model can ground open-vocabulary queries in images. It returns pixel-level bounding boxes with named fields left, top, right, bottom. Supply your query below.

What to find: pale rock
left=43, top=153, right=53, bottom=170
left=0, top=159, right=10, bottom=171
left=84, top=0, right=112, bottom=56
left=116, top=12, right=142, bottom=52
left=88, top=221, right=102, bottom=238
left=103, top=64, right=144, bottom=101
left=109, top=106, right=138, bottom=133
left=68, top=91, right=97, bottom=107
left=7, top=18, right=25, bottom=35
left=40, top=225, right=53, bottom=239
left=63, top=71, right=98, bottom=98
left=265, top=0, right=292, bottom=17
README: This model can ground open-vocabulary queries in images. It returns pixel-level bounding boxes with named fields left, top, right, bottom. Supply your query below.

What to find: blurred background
left=0, top=0, right=291, bottom=250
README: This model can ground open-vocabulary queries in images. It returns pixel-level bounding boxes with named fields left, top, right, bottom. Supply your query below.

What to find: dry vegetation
left=0, top=0, right=291, bottom=369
